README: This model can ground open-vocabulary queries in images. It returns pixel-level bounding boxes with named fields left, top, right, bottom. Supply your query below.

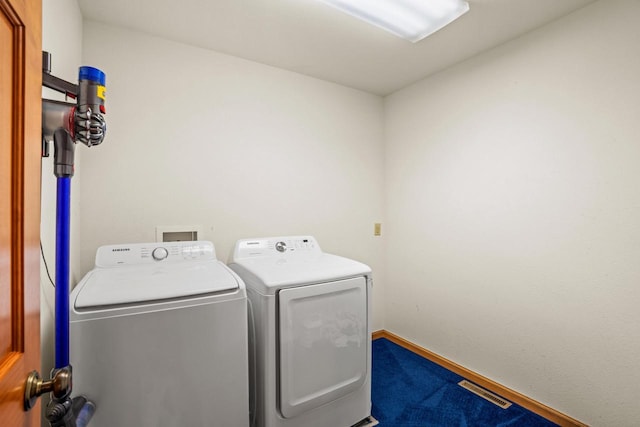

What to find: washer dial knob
left=152, top=247, right=169, bottom=261
left=275, top=241, right=287, bottom=253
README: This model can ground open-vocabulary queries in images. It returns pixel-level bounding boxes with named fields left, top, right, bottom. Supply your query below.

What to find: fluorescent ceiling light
left=317, top=0, right=470, bottom=43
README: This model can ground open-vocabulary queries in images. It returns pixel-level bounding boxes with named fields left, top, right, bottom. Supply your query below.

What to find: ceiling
left=78, top=0, right=597, bottom=96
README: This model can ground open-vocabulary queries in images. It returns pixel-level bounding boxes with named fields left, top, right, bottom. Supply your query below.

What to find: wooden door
left=0, top=0, right=42, bottom=425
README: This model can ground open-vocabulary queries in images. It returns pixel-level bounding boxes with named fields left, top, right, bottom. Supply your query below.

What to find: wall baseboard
left=372, top=329, right=587, bottom=427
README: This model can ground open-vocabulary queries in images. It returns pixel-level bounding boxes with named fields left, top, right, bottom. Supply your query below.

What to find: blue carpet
left=371, top=338, right=558, bottom=427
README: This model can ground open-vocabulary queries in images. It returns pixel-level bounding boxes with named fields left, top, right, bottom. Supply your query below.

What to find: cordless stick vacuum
left=24, top=51, right=107, bottom=427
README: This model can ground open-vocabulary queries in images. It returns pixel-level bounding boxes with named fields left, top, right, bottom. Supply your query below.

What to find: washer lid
left=74, top=261, right=239, bottom=309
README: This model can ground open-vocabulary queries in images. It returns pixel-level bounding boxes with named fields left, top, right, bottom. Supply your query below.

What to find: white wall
left=79, top=22, right=386, bottom=330
left=384, top=0, right=640, bottom=425
left=41, top=0, right=83, bottom=423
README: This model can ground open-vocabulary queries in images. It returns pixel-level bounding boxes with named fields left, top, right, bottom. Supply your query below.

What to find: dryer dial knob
left=152, top=247, right=169, bottom=261
left=275, top=241, right=287, bottom=253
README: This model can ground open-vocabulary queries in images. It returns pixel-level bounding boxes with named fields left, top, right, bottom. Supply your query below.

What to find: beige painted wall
left=79, top=22, right=386, bottom=330
left=384, top=1, right=640, bottom=425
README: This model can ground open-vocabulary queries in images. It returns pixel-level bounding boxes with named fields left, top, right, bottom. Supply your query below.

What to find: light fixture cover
left=318, top=0, right=470, bottom=43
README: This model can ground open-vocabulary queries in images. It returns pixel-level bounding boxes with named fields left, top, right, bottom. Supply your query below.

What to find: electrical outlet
left=374, top=223, right=381, bottom=236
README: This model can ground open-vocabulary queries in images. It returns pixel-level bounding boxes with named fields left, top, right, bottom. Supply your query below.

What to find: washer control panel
left=235, top=236, right=320, bottom=258
left=95, top=241, right=216, bottom=267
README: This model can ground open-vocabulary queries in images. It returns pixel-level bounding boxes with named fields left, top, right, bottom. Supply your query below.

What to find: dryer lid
left=229, top=236, right=371, bottom=295
left=229, top=253, right=370, bottom=294
left=74, top=261, right=239, bottom=309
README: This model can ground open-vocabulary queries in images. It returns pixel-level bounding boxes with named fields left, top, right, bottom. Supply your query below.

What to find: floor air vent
left=352, top=416, right=379, bottom=427
left=458, top=380, right=512, bottom=409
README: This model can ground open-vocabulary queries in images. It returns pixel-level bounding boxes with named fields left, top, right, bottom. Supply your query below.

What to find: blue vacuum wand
left=27, top=52, right=107, bottom=427
left=46, top=63, right=107, bottom=366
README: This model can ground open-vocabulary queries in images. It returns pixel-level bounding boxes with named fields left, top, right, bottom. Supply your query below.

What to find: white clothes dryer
left=69, top=241, right=249, bottom=427
left=228, top=236, right=372, bottom=427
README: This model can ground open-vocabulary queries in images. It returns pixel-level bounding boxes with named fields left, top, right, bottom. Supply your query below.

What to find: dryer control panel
left=95, top=241, right=216, bottom=267
left=234, top=236, right=321, bottom=259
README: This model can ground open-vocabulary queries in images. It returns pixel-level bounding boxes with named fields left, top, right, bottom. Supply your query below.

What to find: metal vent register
left=458, top=380, right=513, bottom=409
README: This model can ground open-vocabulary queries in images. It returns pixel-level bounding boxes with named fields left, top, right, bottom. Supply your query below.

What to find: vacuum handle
left=53, top=128, right=75, bottom=178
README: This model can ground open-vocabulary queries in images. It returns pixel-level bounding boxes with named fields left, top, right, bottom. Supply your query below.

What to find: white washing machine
left=228, top=236, right=372, bottom=427
left=69, top=241, right=249, bottom=427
